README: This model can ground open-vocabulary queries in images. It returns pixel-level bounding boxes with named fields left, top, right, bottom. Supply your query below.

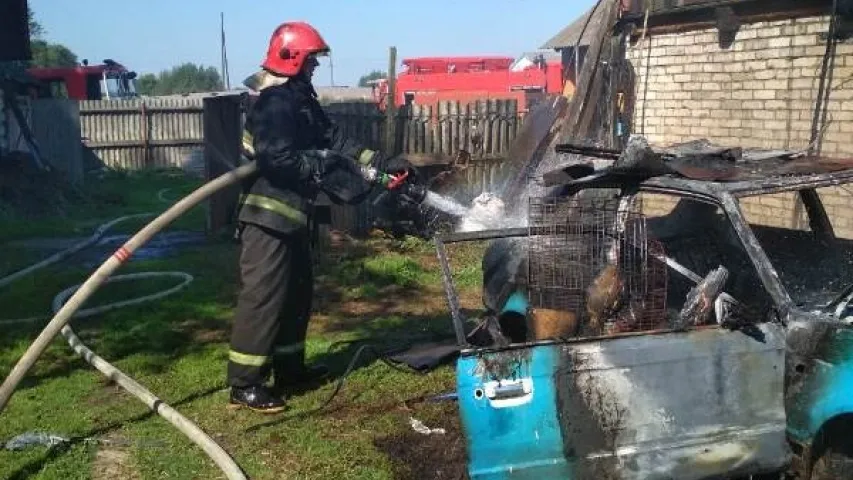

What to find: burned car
left=437, top=142, right=853, bottom=480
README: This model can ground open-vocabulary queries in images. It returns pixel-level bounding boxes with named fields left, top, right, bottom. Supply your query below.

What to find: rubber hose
left=0, top=162, right=258, bottom=477
left=52, top=289, right=247, bottom=480
left=0, top=250, right=236, bottom=477
left=1, top=269, right=241, bottom=479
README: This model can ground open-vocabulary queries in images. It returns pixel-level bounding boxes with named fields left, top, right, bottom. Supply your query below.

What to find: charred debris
left=432, top=0, right=853, bottom=351
left=438, top=132, right=853, bottom=352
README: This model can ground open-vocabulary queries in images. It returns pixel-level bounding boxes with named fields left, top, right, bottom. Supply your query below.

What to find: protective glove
left=305, top=149, right=376, bottom=205
left=301, top=149, right=344, bottom=183
left=374, top=154, right=421, bottom=185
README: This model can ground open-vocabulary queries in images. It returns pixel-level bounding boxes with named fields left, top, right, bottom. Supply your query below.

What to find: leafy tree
left=137, top=63, right=224, bottom=96
left=28, top=6, right=45, bottom=38
left=358, top=70, right=386, bottom=87
left=25, top=8, right=79, bottom=68
left=30, top=40, right=78, bottom=68
left=135, top=73, right=159, bottom=96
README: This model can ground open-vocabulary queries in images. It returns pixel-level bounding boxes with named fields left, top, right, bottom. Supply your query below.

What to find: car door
left=456, top=192, right=790, bottom=479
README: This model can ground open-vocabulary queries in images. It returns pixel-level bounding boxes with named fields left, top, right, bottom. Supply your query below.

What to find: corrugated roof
left=315, top=86, right=374, bottom=102
left=541, top=4, right=607, bottom=50
left=518, top=50, right=562, bottom=62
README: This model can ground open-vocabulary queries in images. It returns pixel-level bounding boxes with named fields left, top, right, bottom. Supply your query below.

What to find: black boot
left=228, top=385, right=286, bottom=413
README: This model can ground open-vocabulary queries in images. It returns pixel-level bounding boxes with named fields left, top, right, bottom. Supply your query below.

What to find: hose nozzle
left=380, top=170, right=427, bottom=205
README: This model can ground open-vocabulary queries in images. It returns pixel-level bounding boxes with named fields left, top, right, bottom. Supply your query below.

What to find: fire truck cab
left=27, top=59, right=138, bottom=101
left=370, top=54, right=564, bottom=114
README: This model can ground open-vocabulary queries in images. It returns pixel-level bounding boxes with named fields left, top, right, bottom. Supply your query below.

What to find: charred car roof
left=547, top=141, right=853, bottom=200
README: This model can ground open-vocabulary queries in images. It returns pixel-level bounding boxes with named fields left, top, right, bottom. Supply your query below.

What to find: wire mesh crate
left=526, top=194, right=668, bottom=337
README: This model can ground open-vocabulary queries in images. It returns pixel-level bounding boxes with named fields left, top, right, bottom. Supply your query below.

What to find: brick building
left=547, top=0, right=853, bottom=237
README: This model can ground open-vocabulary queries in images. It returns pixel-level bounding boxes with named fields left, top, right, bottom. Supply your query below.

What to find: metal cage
left=525, top=194, right=668, bottom=336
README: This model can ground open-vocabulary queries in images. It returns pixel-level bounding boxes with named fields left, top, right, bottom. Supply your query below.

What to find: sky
left=28, top=0, right=595, bottom=88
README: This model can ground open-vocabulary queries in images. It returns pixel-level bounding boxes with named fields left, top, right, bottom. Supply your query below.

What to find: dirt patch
left=86, top=382, right=131, bottom=408
left=91, top=434, right=141, bottom=480
left=0, top=153, right=84, bottom=218
left=373, top=403, right=469, bottom=480
left=176, top=319, right=228, bottom=344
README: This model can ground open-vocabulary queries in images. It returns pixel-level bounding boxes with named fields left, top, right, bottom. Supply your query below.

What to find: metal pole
left=435, top=238, right=467, bottom=346
left=384, top=46, right=397, bottom=154
left=221, top=12, right=230, bottom=90
left=329, top=52, right=335, bottom=87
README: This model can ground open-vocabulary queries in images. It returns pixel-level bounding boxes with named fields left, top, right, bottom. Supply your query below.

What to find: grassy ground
left=0, top=168, right=205, bottom=243
left=0, top=169, right=487, bottom=480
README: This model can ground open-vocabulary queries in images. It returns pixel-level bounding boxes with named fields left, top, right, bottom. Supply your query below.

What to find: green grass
left=0, top=168, right=205, bottom=243
left=0, top=174, right=482, bottom=479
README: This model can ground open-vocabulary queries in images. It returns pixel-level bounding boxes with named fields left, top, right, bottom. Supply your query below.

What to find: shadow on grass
left=3, top=232, right=486, bottom=477
left=1, top=228, right=484, bottom=385
left=1, top=167, right=204, bottom=243
left=3, top=384, right=224, bottom=480
left=241, top=309, right=467, bottom=433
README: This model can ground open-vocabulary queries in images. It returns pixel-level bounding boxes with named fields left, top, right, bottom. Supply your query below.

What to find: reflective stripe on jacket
left=237, top=76, right=377, bottom=233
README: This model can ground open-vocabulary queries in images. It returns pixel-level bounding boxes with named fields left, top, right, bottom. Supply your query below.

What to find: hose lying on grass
left=0, top=162, right=259, bottom=480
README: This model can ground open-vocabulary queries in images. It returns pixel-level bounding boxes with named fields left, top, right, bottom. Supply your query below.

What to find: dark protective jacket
left=238, top=76, right=378, bottom=234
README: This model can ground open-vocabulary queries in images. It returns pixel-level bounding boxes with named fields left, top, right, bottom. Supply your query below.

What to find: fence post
left=203, top=95, right=244, bottom=237
left=140, top=101, right=152, bottom=168
left=384, top=46, right=397, bottom=154
left=424, top=105, right=434, bottom=154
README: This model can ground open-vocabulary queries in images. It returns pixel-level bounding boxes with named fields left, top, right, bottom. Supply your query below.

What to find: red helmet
left=262, top=22, right=330, bottom=76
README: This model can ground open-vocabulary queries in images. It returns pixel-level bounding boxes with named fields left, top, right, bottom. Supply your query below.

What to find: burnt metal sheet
left=548, top=154, right=853, bottom=188
left=555, top=324, right=789, bottom=479
left=498, top=96, right=569, bottom=203
left=542, top=134, right=853, bottom=196
left=456, top=325, right=790, bottom=479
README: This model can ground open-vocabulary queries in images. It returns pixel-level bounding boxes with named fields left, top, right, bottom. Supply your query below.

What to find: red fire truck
left=27, top=59, right=139, bottom=101
left=371, top=54, right=564, bottom=114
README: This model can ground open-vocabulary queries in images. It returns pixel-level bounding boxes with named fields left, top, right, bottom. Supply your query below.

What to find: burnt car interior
left=449, top=136, right=853, bottom=349
left=465, top=190, right=776, bottom=349
left=743, top=188, right=853, bottom=315
left=645, top=194, right=774, bottom=326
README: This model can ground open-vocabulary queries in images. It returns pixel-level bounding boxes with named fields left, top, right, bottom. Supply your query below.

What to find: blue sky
left=28, top=0, right=594, bottom=88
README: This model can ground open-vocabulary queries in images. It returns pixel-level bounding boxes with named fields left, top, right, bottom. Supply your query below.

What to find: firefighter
left=227, top=21, right=415, bottom=413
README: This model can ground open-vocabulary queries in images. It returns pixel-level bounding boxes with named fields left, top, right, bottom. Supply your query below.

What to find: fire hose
left=0, top=154, right=427, bottom=478
left=0, top=162, right=259, bottom=480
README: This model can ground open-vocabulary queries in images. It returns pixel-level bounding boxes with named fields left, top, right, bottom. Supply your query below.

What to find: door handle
left=482, top=378, right=533, bottom=408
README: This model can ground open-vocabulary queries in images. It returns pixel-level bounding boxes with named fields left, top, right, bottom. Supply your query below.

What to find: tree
left=358, top=70, right=386, bottom=87
left=28, top=6, right=45, bottom=38
left=136, top=63, right=224, bottom=96
left=26, top=8, right=79, bottom=68
left=30, top=40, right=78, bottom=68
left=135, top=73, right=159, bottom=96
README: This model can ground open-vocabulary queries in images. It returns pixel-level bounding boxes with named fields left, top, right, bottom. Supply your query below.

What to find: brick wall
left=628, top=15, right=853, bottom=238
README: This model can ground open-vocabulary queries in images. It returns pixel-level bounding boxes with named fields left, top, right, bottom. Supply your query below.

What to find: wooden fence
left=71, top=95, right=524, bottom=236
left=74, top=96, right=522, bottom=175
left=319, top=99, right=521, bottom=235
left=324, top=99, right=521, bottom=160
left=79, top=97, right=205, bottom=171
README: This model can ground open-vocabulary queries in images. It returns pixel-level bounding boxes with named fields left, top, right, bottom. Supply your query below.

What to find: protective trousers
left=227, top=222, right=313, bottom=388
